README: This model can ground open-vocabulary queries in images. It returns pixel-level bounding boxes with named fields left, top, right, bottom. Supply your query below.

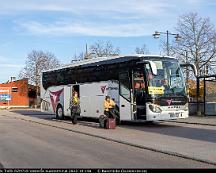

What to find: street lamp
left=153, top=30, right=182, bottom=56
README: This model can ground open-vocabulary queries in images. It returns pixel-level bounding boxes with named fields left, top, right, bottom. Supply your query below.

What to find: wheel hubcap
left=58, top=108, right=63, bottom=118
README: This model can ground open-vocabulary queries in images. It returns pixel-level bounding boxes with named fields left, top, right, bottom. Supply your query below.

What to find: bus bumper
left=146, top=104, right=189, bottom=121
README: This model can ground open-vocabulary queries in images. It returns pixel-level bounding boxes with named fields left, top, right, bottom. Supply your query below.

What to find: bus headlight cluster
left=149, top=104, right=162, bottom=113
left=184, top=103, right=189, bottom=111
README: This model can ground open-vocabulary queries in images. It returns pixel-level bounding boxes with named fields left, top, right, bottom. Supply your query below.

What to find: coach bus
left=41, top=55, right=197, bottom=123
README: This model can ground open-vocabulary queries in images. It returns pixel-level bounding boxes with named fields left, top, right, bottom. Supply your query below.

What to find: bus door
left=64, top=85, right=80, bottom=116
left=132, top=69, right=147, bottom=120
left=64, top=85, right=71, bottom=116
left=119, top=72, right=133, bottom=121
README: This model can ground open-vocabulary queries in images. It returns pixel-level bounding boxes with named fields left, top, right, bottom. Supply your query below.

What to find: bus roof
left=42, top=54, right=176, bottom=73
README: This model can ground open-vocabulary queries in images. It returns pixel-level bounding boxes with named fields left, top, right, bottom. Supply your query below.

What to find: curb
left=1, top=114, right=216, bottom=166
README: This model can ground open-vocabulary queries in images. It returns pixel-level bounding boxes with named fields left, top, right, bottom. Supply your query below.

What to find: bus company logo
left=49, top=88, right=64, bottom=112
left=101, top=86, right=107, bottom=94
left=166, top=99, right=173, bottom=106
left=107, top=87, right=118, bottom=91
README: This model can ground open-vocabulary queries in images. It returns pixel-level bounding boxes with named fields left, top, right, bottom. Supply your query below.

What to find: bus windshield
left=146, top=59, right=186, bottom=97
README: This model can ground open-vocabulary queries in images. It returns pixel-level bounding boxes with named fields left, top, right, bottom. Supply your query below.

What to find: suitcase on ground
left=106, top=118, right=116, bottom=129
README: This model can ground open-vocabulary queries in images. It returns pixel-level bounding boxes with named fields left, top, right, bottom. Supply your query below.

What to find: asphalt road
left=0, top=109, right=215, bottom=168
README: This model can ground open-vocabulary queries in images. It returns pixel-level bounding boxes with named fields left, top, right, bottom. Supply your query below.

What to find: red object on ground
left=106, top=118, right=116, bottom=129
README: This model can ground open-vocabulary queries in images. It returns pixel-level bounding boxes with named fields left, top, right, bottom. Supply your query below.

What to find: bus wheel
left=56, top=105, right=64, bottom=120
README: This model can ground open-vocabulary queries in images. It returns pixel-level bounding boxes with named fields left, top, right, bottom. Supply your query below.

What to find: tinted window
left=42, top=60, right=132, bottom=90
left=119, top=72, right=131, bottom=101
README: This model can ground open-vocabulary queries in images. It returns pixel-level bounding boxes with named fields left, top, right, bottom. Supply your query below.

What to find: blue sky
left=0, top=0, right=216, bottom=83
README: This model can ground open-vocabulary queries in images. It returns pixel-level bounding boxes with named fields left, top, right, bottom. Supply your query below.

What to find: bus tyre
left=56, top=105, right=64, bottom=120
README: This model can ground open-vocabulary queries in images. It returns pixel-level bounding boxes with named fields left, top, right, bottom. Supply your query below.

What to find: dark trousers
left=104, top=108, right=116, bottom=119
left=71, top=106, right=79, bottom=118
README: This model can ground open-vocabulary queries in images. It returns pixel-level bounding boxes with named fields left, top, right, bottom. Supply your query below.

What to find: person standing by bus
left=102, top=96, right=117, bottom=129
left=104, top=96, right=116, bottom=118
left=70, top=89, right=80, bottom=124
left=99, top=96, right=116, bottom=128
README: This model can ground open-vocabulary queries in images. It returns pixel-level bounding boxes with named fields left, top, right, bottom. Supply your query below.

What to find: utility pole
left=85, top=43, right=88, bottom=59
left=185, top=51, right=189, bottom=84
left=166, top=31, right=169, bottom=56
left=153, top=30, right=181, bottom=56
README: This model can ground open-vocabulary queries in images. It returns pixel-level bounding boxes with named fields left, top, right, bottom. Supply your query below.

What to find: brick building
left=0, top=78, right=37, bottom=108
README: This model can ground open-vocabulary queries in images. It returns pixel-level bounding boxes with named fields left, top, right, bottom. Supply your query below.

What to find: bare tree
left=89, top=40, right=120, bottom=57
left=19, top=50, right=60, bottom=96
left=71, top=41, right=121, bottom=62
left=71, top=52, right=85, bottom=63
left=135, top=44, right=149, bottom=54
left=170, top=12, right=216, bottom=76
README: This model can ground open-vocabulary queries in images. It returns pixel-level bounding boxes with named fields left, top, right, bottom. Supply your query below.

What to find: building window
left=12, top=87, right=18, bottom=92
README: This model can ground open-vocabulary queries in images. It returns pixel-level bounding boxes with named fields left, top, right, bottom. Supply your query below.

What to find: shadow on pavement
left=9, top=109, right=216, bottom=143
left=10, top=109, right=55, bottom=120
left=121, top=122, right=216, bottom=143
left=78, top=121, right=100, bottom=129
left=10, top=109, right=100, bottom=129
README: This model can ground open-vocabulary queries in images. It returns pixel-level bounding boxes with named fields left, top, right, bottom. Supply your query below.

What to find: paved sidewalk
left=169, top=116, right=216, bottom=126
left=0, top=110, right=216, bottom=166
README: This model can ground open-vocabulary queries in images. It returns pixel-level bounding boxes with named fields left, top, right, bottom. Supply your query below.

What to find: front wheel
left=56, top=105, right=64, bottom=120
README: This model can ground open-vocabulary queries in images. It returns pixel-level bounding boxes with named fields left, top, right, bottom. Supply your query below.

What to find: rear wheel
left=56, top=105, right=64, bottom=120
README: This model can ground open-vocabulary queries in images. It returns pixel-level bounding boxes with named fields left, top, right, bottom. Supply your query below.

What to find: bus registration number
left=169, top=112, right=180, bottom=118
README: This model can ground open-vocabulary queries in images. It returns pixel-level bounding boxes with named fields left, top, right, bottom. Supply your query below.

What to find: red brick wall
left=0, top=79, right=29, bottom=107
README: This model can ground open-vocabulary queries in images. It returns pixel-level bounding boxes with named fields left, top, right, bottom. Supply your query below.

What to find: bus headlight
left=149, top=104, right=162, bottom=113
left=184, top=103, right=189, bottom=111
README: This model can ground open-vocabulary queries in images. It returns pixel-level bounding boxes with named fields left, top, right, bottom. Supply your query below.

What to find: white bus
left=41, top=55, right=197, bottom=123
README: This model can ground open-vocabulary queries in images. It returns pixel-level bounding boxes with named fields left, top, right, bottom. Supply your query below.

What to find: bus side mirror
left=137, top=60, right=157, bottom=76
left=180, top=63, right=198, bottom=77
left=149, top=61, right=158, bottom=76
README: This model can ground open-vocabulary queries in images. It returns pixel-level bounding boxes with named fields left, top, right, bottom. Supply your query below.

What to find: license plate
left=169, top=112, right=180, bottom=118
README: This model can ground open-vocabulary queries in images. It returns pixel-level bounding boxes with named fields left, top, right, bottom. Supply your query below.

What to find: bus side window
left=119, top=72, right=131, bottom=101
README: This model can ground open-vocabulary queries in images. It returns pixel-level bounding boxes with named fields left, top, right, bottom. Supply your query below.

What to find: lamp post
left=153, top=30, right=181, bottom=56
